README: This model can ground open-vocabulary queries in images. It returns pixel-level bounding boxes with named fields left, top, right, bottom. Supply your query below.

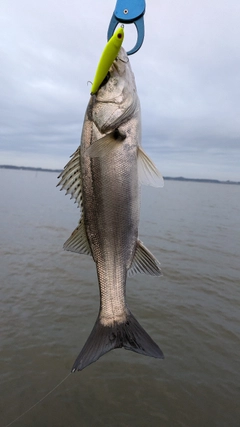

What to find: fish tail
left=71, top=312, right=164, bottom=372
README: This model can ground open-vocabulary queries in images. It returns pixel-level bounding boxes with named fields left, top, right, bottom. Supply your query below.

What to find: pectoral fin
left=138, top=147, right=164, bottom=187
left=63, top=219, right=91, bottom=256
left=128, top=240, right=162, bottom=277
left=86, top=129, right=126, bottom=157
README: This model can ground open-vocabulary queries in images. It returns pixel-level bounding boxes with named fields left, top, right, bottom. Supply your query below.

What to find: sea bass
left=58, top=47, right=164, bottom=372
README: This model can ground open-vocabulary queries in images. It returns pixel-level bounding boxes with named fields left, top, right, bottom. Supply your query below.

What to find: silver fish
left=58, top=48, right=164, bottom=372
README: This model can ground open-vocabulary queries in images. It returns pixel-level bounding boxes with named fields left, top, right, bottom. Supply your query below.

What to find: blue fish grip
left=107, top=0, right=146, bottom=55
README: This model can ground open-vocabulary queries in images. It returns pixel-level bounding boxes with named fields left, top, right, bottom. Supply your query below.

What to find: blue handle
left=107, top=0, right=146, bottom=55
left=114, top=0, right=145, bottom=22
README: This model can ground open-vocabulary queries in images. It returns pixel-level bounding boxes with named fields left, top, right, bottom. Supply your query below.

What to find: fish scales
left=83, top=97, right=139, bottom=317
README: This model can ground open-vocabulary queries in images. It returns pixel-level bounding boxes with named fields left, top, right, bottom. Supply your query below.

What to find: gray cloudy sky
left=1, top=0, right=240, bottom=180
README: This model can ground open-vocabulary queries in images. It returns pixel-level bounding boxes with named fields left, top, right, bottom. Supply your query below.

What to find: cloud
left=0, top=0, right=240, bottom=180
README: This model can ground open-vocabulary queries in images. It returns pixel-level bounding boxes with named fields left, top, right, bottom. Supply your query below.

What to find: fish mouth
left=98, top=71, right=110, bottom=91
left=104, top=47, right=128, bottom=78
left=95, top=48, right=129, bottom=101
left=111, top=53, right=129, bottom=75
left=97, top=52, right=127, bottom=92
left=117, top=47, right=129, bottom=64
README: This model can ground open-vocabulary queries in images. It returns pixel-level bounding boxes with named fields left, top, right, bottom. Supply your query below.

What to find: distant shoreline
left=0, top=164, right=239, bottom=185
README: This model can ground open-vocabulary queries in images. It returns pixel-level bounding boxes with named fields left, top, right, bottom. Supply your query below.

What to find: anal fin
left=63, top=219, right=91, bottom=256
left=128, top=240, right=162, bottom=277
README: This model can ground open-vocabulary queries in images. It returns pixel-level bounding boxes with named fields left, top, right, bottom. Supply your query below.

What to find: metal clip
left=107, top=0, right=146, bottom=55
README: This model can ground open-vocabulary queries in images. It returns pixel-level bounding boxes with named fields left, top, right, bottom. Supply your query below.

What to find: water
left=0, top=169, right=240, bottom=427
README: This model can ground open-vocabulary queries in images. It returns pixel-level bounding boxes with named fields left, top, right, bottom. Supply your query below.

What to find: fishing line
left=3, top=372, right=72, bottom=427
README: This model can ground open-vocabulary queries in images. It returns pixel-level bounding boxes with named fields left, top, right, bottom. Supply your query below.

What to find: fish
left=58, top=47, right=164, bottom=372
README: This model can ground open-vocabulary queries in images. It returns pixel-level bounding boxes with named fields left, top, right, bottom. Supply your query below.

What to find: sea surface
left=0, top=169, right=240, bottom=427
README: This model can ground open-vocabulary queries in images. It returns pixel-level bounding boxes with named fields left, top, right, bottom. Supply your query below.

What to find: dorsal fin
left=57, top=147, right=82, bottom=208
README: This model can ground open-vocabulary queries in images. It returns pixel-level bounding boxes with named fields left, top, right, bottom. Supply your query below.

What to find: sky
left=1, top=0, right=240, bottom=180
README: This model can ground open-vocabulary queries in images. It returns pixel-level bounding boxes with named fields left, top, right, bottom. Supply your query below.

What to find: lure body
left=91, top=27, right=124, bottom=94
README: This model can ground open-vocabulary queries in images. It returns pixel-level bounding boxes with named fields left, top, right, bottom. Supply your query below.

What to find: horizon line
left=0, top=164, right=239, bottom=185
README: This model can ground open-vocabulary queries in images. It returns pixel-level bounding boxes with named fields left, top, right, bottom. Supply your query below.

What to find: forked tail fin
left=71, top=311, right=164, bottom=372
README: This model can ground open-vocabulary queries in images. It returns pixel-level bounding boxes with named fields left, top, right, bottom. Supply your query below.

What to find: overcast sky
left=1, top=0, right=240, bottom=180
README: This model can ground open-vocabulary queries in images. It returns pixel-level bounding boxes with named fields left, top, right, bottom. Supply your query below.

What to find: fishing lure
left=91, top=26, right=124, bottom=94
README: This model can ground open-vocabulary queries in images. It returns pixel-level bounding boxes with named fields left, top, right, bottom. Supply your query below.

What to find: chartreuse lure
left=91, top=26, right=124, bottom=94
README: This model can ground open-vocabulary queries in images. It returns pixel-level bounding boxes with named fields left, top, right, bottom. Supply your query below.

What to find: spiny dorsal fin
left=63, top=219, right=91, bottom=256
left=128, top=240, right=162, bottom=277
left=86, top=130, right=126, bottom=158
left=138, top=147, right=164, bottom=187
left=57, top=147, right=82, bottom=208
